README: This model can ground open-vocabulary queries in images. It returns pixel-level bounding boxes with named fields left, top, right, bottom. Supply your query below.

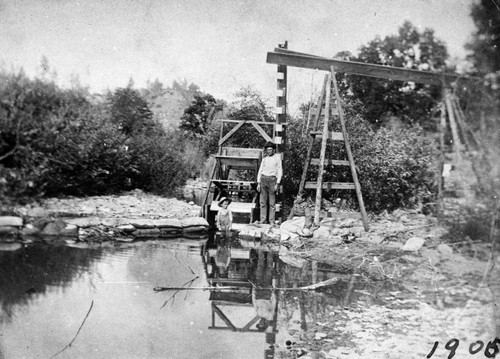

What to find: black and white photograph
left=0, top=0, right=498, bottom=358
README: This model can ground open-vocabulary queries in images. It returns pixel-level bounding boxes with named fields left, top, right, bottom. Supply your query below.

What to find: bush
left=283, top=108, right=439, bottom=213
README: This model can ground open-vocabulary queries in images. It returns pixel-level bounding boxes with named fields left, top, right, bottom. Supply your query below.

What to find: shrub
left=283, top=109, right=439, bottom=213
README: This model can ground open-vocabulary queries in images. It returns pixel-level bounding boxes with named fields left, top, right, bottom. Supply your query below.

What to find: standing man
left=257, top=141, right=282, bottom=225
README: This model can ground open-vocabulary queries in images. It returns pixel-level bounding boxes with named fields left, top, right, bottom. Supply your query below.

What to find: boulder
left=182, top=226, right=207, bottom=233
left=0, top=226, right=19, bottom=235
left=21, top=224, right=40, bottom=236
left=155, top=218, right=182, bottom=229
left=65, top=217, right=102, bottom=228
left=60, top=224, right=79, bottom=237
left=437, top=243, right=453, bottom=258
left=0, top=242, right=22, bottom=251
left=0, top=216, right=23, bottom=227
left=129, top=218, right=157, bottom=229
left=402, top=236, right=426, bottom=252
left=180, top=217, right=209, bottom=228
left=117, top=224, right=136, bottom=233
left=101, top=218, right=129, bottom=227
left=41, top=219, right=68, bottom=236
left=313, top=226, right=330, bottom=240
left=280, top=217, right=304, bottom=241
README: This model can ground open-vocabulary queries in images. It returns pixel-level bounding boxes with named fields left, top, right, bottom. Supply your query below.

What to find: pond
left=0, top=234, right=496, bottom=358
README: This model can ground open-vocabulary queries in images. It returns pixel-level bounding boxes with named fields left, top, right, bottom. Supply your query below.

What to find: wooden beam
left=217, top=119, right=279, bottom=126
left=219, top=121, right=246, bottom=146
left=310, top=158, right=349, bottom=166
left=306, top=181, right=356, bottom=190
left=267, top=51, right=462, bottom=86
left=250, top=121, right=273, bottom=143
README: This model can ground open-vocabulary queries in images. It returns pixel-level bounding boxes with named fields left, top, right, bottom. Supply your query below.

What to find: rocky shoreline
left=0, top=190, right=209, bottom=247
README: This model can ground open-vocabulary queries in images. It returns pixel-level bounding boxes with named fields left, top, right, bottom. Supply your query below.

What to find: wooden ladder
left=298, top=67, right=369, bottom=231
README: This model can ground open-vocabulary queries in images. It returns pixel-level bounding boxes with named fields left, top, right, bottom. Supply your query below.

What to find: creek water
left=0, top=233, right=386, bottom=359
left=1, top=234, right=495, bottom=358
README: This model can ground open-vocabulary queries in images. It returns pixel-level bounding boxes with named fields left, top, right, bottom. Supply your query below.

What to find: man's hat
left=218, top=197, right=232, bottom=207
left=264, top=141, right=276, bottom=149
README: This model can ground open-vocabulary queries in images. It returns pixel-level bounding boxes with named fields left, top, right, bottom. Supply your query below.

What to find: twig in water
left=48, top=300, right=94, bottom=359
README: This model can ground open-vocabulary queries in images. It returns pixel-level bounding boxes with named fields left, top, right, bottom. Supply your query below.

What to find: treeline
left=0, top=72, right=202, bottom=204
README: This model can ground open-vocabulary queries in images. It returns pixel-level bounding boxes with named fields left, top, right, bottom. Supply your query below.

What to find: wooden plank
left=219, top=121, right=246, bottom=146
left=216, top=119, right=280, bottom=126
left=250, top=121, right=273, bottom=142
left=222, top=147, right=262, bottom=158
left=310, top=158, right=349, bottom=166
left=215, top=155, right=260, bottom=168
left=266, top=51, right=462, bottom=86
left=212, top=304, right=237, bottom=331
left=210, top=179, right=256, bottom=185
left=310, top=131, right=344, bottom=140
left=306, top=181, right=356, bottom=190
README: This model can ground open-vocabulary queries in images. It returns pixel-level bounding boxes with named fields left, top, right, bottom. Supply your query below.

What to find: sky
left=0, top=0, right=477, bottom=114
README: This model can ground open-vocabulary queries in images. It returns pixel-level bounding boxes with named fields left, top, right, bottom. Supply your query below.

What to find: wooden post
left=437, top=98, right=447, bottom=216
left=314, top=74, right=332, bottom=225
left=297, top=75, right=328, bottom=196
left=330, top=67, right=369, bottom=231
left=275, top=41, right=287, bottom=223
left=444, top=90, right=463, bottom=163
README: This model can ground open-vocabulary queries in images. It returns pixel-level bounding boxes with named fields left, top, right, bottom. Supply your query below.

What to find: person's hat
left=218, top=197, right=232, bottom=207
left=264, top=141, right=276, bottom=149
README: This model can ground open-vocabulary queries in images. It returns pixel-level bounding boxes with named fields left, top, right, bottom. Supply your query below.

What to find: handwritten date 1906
left=426, top=338, right=499, bottom=358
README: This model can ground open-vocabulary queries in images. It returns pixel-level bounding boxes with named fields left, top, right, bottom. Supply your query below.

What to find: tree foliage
left=0, top=70, right=197, bottom=204
left=466, top=0, right=500, bottom=74
left=344, top=21, right=448, bottom=129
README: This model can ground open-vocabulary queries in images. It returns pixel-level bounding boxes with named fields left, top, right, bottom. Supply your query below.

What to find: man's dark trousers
left=260, top=175, right=277, bottom=224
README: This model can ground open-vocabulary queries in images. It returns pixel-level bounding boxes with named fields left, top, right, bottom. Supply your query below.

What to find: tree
left=108, top=87, right=155, bottom=135
left=345, top=21, right=449, bottom=129
left=466, top=0, right=500, bottom=74
left=179, top=94, right=220, bottom=138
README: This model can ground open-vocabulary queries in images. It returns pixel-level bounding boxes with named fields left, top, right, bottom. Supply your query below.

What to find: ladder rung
left=321, top=107, right=339, bottom=115
left=310, top=159, right=349, bottom=166
left=305, top=182, right=356, bottom=190
left=309, top=131, right=343, bottom=140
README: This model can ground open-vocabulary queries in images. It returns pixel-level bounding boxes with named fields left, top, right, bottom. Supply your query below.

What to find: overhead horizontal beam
left=267, top=49, right=464, bottom=86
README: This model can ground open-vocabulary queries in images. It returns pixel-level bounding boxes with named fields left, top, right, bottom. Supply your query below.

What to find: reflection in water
left=204, top=232, right=369, bottom=358
left=0, top=234, right=386, bottom=358
left=0, top=243, right=112, bottom=322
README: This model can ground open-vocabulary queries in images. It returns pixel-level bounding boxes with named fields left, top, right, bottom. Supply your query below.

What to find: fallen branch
left=49, top=300, right=94, bottom=359
left=153, top=277, right=340, bottom=292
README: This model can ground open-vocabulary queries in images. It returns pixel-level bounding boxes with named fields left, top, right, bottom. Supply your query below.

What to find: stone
left=313, top=226, right=330, bottom=240
left=117, top=224, right=136, bottom=232
left=0, top=226, right=19, bottom=235
left=437, top=243, right=453, bottom=258
left=132, top=228, right=160, bottom=237
left=155, top=218, right=182, bottom=229
left=365, top=235, right=384, bottom=244
left=0, top=242, right=22, bottom=251
left=180, top=217, right=209, bottom=228
left=402, top=236, right=426, bottom=252
left=182, top=226, right=207, bottom=233
left=41, top=219, right=68, bottom=236
left=21, top=224, right=40, bottom=236
left=101, top=218, right=129, bottom=227
left=129, top=218, right=157, bottom=229
left=60, top=224, right=79, bottom=236
left=0, top=216, right=23, bottom=227
left=65, top=217, right=102, bottom=228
